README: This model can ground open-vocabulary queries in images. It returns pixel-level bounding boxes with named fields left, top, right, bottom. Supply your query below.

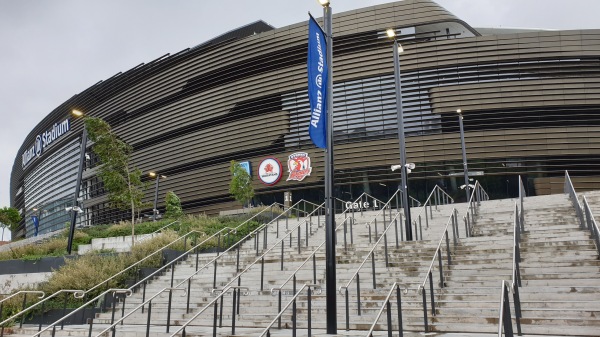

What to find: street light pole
left=149, top=172, right=166, bottom=221
left=67, top=116, right=87, bottom=255
left=389, top=31, right=413, bottom=241
left=457, top=110, right=470, bottom=202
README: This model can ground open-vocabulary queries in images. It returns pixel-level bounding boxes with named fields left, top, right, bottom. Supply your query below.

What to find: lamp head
left=386, top=28, right=396, bottom=38
left=149, top=172, right=157, bottom=178
left=456, top=109, right=462, bottom=114
left=317, top=0, right=330, bottom=7
left=71, top=109, right=84, bottom=117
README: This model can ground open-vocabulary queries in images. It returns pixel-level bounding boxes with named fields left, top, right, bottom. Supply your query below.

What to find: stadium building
left=10, top=0, right=600, bottom=239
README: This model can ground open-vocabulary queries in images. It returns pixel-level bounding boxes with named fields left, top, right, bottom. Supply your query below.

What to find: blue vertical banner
left=307, top=15, right=328, bottom=149
left=31, top=215, right=39, bottom=236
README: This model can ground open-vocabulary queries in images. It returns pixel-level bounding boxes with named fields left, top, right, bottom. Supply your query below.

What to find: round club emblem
left=258, top=157, right=282, bottom=185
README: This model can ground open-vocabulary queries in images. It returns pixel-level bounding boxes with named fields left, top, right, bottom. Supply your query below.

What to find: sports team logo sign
left=287, top=152, right=312, bottom=181
left=258, top=157, right=282, bottom=185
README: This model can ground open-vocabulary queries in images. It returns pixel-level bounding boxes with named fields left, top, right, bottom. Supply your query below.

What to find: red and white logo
left=287, top=152, right=312, bottom=182
left=258, top=157, right=282, bottom=185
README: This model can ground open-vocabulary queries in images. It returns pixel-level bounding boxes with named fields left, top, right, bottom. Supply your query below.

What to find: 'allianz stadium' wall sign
left=258, top=157, right=282, bottom=185
left=287, top=152, right=312, bottom=182
left=22, top=119, right=71, bottom=168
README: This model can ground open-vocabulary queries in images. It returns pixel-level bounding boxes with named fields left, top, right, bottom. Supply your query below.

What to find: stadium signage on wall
left=22, top=119, right=71, bottom=168
left=258, top=157, right=282, bottom=185
left=287, top=152, right=312, bottom=182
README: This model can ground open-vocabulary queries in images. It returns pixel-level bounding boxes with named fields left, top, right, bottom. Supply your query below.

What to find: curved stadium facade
left=10, top=0, right=600, bottom=239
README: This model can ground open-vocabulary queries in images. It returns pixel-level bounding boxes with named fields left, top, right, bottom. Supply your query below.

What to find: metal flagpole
left=322, top=3, right=337, bottom=334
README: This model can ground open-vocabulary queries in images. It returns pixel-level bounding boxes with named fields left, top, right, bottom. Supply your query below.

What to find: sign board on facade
left=239, top=161, right=251, bottom=176
left=22, top=119, right=71, bottom=168
left=286, top=152, right=312, bottom=182
left=257, top=157, right=282, bottom=185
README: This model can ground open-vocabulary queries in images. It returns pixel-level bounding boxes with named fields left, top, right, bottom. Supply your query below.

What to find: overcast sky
left=1, top=0, right=599, bottom=240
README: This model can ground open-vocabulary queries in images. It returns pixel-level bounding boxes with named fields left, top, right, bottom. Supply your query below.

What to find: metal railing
left=564, top=171, right=585, bottom=228
left=417, top=210, right=459, bottom=332
left=364, top=283, right=409, bottom=337
left=259, top=284, right=321, bottom=337
left=108, top=200, right=325, bottom=335
left=412, top=185, right=454, bottom=238
left=26, top=202, right=293, bottom=335
left=498, top=280, right=516, bottom=337
left=31, top=289, right=132, bottom=337
left=582, top=196, right=600, bottom=255
left=565, top=171, right=600, bottom=256
left=175, top=194, right=378, bottom=334
left=0, top=291, right=44, bottom=335
left=339, top=209, right=403, bottom=330
left=362, top=190, right=402, bottom=244
left=511, top=203, right=523, bottom=336
left=461, top=181, right=489, bottom=238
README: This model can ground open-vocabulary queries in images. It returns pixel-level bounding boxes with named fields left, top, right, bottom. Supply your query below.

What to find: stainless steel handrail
left=565, top=171, right=585, bottom=228
left=0, top=291, right=44, bottom=305
left=461, top=180, right=487, bottom=237
left=497, top=280, right=511, bottom=337
left=364, top=282, right=409, bottom=337
left=258, top=284, right=322, bottom=337
left=270, top=216, right=354, bottom=295
left=175, top=198, right=358, bottom=331
left=413, top=185, right=454, bottom=226
left=418, top=211, right=455, bottom=292
left=94, top=287, right=185, bottom=337
left=31, top=289, right=132, bottom=337
left=0, top=289, right=83, bottom=327
left=582, top=196, right=600, bottom=255
left=340, top=210, right=403, bottom=293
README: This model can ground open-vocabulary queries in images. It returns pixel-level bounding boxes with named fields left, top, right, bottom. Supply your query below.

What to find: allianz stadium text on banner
left=307, top=15, right=328, bottom=149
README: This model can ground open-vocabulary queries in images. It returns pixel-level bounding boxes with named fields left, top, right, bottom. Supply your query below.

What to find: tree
left=84, top=117, right=145, bottom=245
left=0, top=206, right=21, bottom=232
left=229, top=160, right=254, bottom=207
left=164, top=191, right=184, bottom=219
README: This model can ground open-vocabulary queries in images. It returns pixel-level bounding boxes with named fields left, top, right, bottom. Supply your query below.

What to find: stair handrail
left=417, top=210, right=458, bottom=332
left=461, top=180, right=488, bottom=237
left=0, top=289, right=84, bottom=328
left=104, top=199, right=321, bottom=333
left=127, top=199, right=314, bottom=293
left=364, top=282, right=409, bottom=337
left=412, top=185, right=454, bottom=233
left=93, top=287, right=186, bottom=337
left=31, top=289, right=132, bottom=337
left=341, top=208, right=402, bottom=294
left=497, top=280, right=515, bottom=337
left=361, top=189, right=403, bottom=241
left=22, top=227, right=230, bottom=333
left=174, top=201, right=339, bottom=333
left=564, top=171, right=586, bottom=228
left=0, top=291, right=44, bottom=306
left=258, top=284, right=322, bottom=337
left=582, top=196, right=600, bottom=255
left=270, top=215, right=355, bottom=295
left=518, top=175, right=526, bottom=227
left=510, top=202, right=524, bottom=335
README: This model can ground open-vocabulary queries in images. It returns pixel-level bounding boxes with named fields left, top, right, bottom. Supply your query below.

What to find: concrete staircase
left=420, top=194, right=600, bottom=336
left=9, top=191, right=600, bottom=336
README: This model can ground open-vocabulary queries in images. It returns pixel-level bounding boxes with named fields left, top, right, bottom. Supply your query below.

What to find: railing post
left=386, top=300, right=392, bottom=337
left=260, top=257, right=265, bottom=291
left=445, top=231, right=451, bottom=265
left=313, top=254, right=317, bottom=284
left=437, top=249, right=444, bottom=288
left=145, top=301, right=152, bottom=337
left=232, top=288, right=237, bottom=336
left=421, top=287, right=428, bottom=332
left=307, top=287, right=312, bottom=337
left=429, top=271, right=436, bottom=316
left=394, top=216, right=399, bottom=248
left=397, top=286, right=403, bottom=337
left=212, top=299, right=218, bottom=337
left=371, top=253, right=377, bottom=289
left=502, top=285, right=514, bottom=337
left=513, top=284, right=523, bottom=336
left=345, top=288, right=350, bottom=330
left=384, top=233, right=389, bottom=268
left=357, top=274, right=362, bottom=316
